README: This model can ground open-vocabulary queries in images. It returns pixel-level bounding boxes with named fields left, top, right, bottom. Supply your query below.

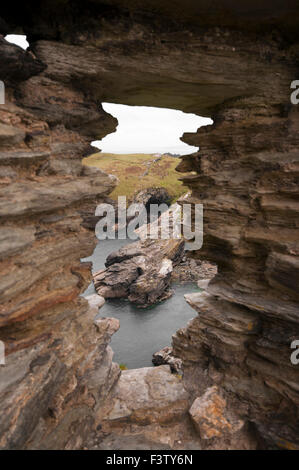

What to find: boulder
left=85, top=293, right=105, bottom=310
left=197, top=279, right=211, bottom=289
left=93, top=238, right=184, bottom=307
left=189, top=386, right=244, bottom=440
left=102, top=365, right=189, bottom=425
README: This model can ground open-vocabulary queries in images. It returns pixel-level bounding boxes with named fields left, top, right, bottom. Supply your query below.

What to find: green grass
left=82, top=152, right=187, bottom=202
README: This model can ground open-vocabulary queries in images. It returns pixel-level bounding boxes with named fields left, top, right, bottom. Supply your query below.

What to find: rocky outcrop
left=152, top=346, right=182, bottom=374
left=100, top=365, right=188, bottom=424
left=175, top=100, right=299, bottom=448
left=93, top=238, right=184, bottom=307
left=188, top=386, right=255, bottom=449
left=94, top=365, right=256, bottom=450
left=0, top=32, right=118, bottom=449
left=1, top=0, right=299, bottom=449
left=0, top=304, right=120, bottom=449
left=0, top=36, right=45, bottom=83
left=134, top=200, right=183, bottom=241
left=85, top=293, right=106, bottom=310
left=131, top=187, right=171, bottom=209
left=171, top=257, right=217, bottom=284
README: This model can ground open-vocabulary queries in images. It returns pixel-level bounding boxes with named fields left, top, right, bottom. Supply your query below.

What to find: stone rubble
left=0, top=2, right=299, bottom=449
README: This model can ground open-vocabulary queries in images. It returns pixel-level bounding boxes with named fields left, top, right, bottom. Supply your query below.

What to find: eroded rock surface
left=93, top=238, right=184, bottom=307
left=152, top=346, right=182, bottom=374
left=0, top=25, right=118, bottom=450
left=131, top=187, right=171, bottom=209
left=189, top=386, right=243, bottom=439
left=101, top=365, right=189, bottom=424
left=188, top=386, right=255, bottom=449
left=0, top=0, right=299, bottom=450
left=171, top=257, right=217, bottom=284
left=85, top=293, right=106, bottom=310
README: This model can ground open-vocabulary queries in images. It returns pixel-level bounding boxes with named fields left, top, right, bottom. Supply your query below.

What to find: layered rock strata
left=94, top=365, right=201, bottom=450
left=93, top=238, right=184, bottom=307
left=0, top=30, right=119, bottom=449
left=131, top=187, right=171, bottom=210
left=174, top=94, right=299, bottom=449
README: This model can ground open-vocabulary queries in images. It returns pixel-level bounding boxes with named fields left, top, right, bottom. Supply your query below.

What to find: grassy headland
left=82, top=152, right=186, bottom=202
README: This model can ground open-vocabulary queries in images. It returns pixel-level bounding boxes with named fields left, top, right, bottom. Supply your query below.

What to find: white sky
left=4, top=36, right=213, bottom=155
left=5, top=34, right=29, bottom=49
left=93, top=103, right=212, bottom=155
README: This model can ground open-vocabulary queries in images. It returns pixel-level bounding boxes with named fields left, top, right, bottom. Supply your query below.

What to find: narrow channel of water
left=83, top=239, right=200, bottom=369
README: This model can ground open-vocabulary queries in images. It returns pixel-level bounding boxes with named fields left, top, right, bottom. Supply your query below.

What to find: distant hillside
left=82, top=152, right=186, bottom=202
left=163, top=152, right=181, bottom=157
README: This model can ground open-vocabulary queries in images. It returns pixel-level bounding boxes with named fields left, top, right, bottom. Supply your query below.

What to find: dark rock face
left=188, top=385, right=255, bottom=449
left=0, top=1, right=299, bottom=449
left=93, top=238, right=185, bottom=307
left=0, top=37, right=45, bottom=83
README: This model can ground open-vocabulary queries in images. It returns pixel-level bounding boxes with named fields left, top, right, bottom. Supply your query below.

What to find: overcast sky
left=5, top=34, right=29, bottom=49
left=93, top=103, right=212, bottom=155
left=5, top=35, right=213, bottom=155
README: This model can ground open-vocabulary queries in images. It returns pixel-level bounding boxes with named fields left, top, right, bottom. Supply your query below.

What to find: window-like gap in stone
left=4, top=34, right=29, bottom=50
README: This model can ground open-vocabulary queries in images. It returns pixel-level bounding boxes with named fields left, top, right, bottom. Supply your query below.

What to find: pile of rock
left=171, top=256, right=217, bottom=284
left=93, top=238, right=185, bottom=307
left=188, top=386, right=255, bottom=449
